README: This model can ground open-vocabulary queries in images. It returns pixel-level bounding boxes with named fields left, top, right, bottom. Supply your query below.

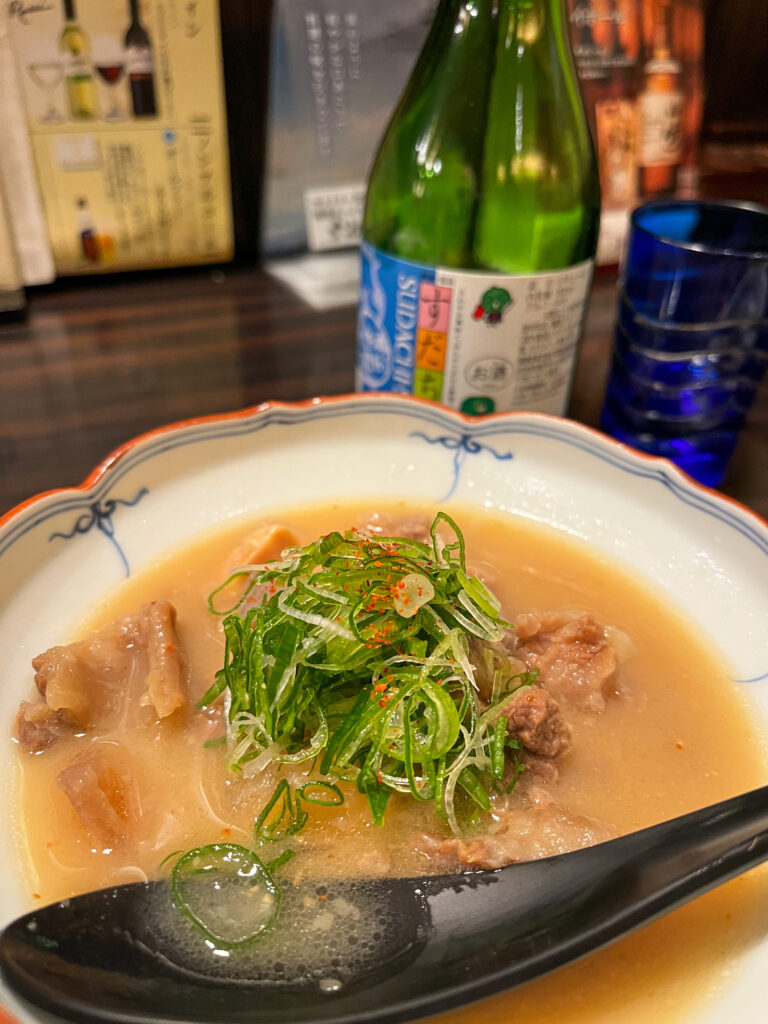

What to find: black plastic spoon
left=2, top=784, right=768, bottom=1024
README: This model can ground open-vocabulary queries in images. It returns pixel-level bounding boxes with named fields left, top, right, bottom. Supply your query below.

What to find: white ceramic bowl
left=1, top=394, right=767, bottom=1023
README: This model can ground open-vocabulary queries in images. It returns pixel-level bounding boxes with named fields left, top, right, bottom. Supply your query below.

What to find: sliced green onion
left=171, top=844, right=280, bottom=947
left=297, top=780, right=344, bottom=806
left=254, top=779, right=307, bottom=842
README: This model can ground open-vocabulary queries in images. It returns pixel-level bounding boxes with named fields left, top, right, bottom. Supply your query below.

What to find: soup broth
left=12, top=502, right=768, bottom=1024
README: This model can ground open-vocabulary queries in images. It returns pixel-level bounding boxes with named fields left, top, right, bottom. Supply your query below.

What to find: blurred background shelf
left=0, top=0, right=766, bottom=518
left=0, top=149, right=765, bottom=520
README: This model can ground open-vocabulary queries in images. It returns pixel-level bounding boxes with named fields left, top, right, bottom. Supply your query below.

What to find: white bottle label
left=640, top=90, right=684, bottom=167
left=357, top=244, right=594, bottom=417
left=126, top=45, right=154, bottom=76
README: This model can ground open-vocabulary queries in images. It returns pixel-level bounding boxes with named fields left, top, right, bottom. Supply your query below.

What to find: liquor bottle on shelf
left=638, top=0, right=683, bottom=196
left=357, top=0, right=600, bottom=417
left=675, top=0, right=704, bottom=197
left=59, top=0, right=98, bottom=120
left=568, top=0, right=609, bottom=120
left=593, top=0, right=639, bottom=208
left=124, top=0, right=158, bottom=118
left=75, top=197, right=99, bottom=262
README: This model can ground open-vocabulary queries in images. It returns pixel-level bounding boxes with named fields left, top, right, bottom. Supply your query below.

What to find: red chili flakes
left=221, top=827, right=232, bottom=837
left=675, top=742, right=684, bottom=750
left=378, top=699, right=388, bottom=707
left=33, top=893, right=41, bottom=900
left=374, top=682, right=388, bottom=692
left=376, top=773, right=383, bottom=784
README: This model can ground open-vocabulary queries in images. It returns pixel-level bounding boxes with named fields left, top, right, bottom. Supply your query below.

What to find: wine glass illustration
left=95, top=61, right=127, bottom=121
left=27, top=62, right=66, bottom=124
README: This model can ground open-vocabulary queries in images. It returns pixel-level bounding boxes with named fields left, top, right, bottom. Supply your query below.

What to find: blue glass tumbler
left=599, top=200, right=768, bottom=487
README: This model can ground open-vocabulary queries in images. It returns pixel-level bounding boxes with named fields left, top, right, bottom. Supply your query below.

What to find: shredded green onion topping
left=199, top=512, right=532, bottom=836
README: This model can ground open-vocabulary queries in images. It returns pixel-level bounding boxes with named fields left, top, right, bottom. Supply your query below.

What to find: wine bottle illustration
left=59, top=0, right=98, bottom=120
left=76, top=197, right=99, bottom=262
left=124, top=0, right=158, bottom=118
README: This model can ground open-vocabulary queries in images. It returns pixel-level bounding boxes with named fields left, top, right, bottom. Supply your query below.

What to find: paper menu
left=0, top=11, right=54, bottom=286
left=7, top=0, right=233, bottom=275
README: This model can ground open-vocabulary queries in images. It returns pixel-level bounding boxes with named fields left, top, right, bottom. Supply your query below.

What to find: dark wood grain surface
left=0, top=261, right=765, bottom=523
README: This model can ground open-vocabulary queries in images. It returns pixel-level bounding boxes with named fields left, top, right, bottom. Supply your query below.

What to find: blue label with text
left=356, top=242, right=436, bottom=394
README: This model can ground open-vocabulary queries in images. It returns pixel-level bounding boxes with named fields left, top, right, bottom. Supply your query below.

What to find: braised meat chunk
left=140, top=600, right=186, bottom=719
left=57, top=753, right=140, bottom=846
left=514, top=612, right=617, bottom=712
left=500, top=686, right=572, bottom=759
left=15, top=599, right=187, bottom=752
left=15, top=701, right=73, bottom=753
left=359, top=511, right=431, bottom=544
left=225, top=523, right=299, bottom=570
left=437, top=805, right=618, bottom=870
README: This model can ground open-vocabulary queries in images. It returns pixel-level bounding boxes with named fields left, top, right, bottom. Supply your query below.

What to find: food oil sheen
left=356, top=0, right=600, bottom=416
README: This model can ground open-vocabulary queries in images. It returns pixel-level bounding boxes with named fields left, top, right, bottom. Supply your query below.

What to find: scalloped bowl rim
left=0, top=393, right=767, bottom=1024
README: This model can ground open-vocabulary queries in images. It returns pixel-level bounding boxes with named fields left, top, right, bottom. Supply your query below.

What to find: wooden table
left=0, top=262, right=766, bottom=522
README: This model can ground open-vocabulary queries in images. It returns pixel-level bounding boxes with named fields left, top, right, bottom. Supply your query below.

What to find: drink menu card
left=7, top=0, right=233, bottom=274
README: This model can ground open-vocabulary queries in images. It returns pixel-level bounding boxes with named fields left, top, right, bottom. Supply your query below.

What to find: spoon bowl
left=2, top=785, right=768, bottom=1024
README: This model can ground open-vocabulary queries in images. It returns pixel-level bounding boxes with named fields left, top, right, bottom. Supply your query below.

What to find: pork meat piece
left=14, top=701, right=73, bottom=753
left=32, top=631, right=134, bottom=725
left=219, top=525, right=299, bottom=612
left=17, top=599, right=186, bottom=751
left=514, top=612, right=617, bottom=712
left=439, top=805, right=617, bottom=869
left=500, top=686, right=572, bottom=759
left=225, top=524, right=299, bottom=570
left=139, top=600, right=186, bottom=719
left=359, top=512, right=431, bottom=544
left=57, top=753, right=140, bottom=846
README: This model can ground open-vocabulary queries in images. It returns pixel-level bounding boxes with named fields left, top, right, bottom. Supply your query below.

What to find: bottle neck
left=434, top=0, right=568, bottom=24
left=499, top=0, right=570, bottom=36
left=129, top=0, right=141, bottom=24
left=63, top=0, right=76, bottom=22
left=651, top=0, right=672, bottom=59
left=607, top=0, right=627, bottom=60
left=572, top=0, right=598, bottom=52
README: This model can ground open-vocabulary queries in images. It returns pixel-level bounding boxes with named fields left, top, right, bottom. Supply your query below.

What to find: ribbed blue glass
left=600, top=201, right=768, bottom=487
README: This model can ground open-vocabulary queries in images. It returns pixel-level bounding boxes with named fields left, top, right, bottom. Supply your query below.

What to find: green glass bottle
left=357, top=0, right=600, bottom=416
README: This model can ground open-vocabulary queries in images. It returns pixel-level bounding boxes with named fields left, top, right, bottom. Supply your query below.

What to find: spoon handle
left=588, top=781, right=768, bottom=920
left=456, top=782, right=768, bottom=971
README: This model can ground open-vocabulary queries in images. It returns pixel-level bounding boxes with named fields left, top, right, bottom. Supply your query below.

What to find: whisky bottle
left=638, top=0, right=683, bottom=195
